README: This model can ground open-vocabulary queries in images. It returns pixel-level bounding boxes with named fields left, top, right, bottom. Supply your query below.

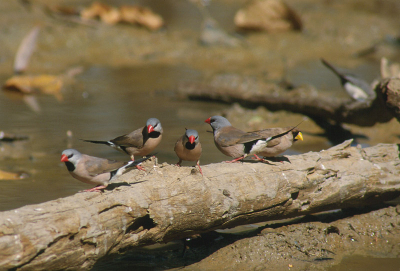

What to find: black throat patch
left=185, top=142, right=196, bottom=150
left=65, top=161, right=75, bottom=172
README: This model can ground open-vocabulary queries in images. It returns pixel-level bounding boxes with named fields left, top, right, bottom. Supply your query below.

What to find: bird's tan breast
left=70, top=162, right=110, bottom=186
left=174, top=140, right=202, bottom=161
left=131, top=134, right=162, bottom=156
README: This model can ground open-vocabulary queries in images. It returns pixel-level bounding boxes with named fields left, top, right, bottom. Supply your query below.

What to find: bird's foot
left=175, top=159, right=182, bottom=167
left=82, top=185, right=107, bottom=192
left=252, top=154, right=265, bottom=162
left=136, top=165, right=146, bottom=171
left=226, top=156, right=245, bottom=163
left=252, top=154, right=273, bottom=164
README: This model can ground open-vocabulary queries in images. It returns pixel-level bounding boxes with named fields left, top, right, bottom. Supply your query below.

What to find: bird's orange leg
left=226, top=156, right=246, bottom=163
left=197, top=161, right=203, bottom=176
left=82, top=185, right=107, bottom=192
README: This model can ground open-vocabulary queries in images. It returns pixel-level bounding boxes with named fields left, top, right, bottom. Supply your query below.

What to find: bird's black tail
left=81, top=139, right=112, bottom=146
left=125, top=154, right=153, bottom=169
left=110, top=155, right=153, bottom=179
left=266, top=120, right=304, bottom=142
left=321, top=58, right=342, bottom=78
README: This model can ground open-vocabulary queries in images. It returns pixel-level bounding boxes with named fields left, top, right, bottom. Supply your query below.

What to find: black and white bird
left=61, top=149, right=150, bottom=192
left=205, top=116, right=301, bottom=163
left=321, top=58, right=376, bottom=102
left=82, top=118, right=163, bottom=163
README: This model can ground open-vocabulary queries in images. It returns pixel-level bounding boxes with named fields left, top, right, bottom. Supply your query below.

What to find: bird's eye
left=68, top=154, right=73, bottom=158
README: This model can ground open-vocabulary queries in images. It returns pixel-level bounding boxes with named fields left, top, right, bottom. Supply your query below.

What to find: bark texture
left=177, top=78, right=400, bottom=126
left=1, top=140, right=400, bottom=270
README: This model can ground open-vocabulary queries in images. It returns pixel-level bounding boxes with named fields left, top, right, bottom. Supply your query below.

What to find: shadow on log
left=1, top=140, right=400, bottom=270
left=177, top=78, right=400, bottom=127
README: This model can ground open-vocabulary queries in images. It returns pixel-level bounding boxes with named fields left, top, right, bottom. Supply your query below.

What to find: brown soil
left=92, top=205, right=400, bottom=270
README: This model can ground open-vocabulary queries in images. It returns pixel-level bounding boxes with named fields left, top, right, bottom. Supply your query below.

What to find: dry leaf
left=80, top=2, right=164, bottom=29
left=81, top=2, right=121, bottom=25
left=100, top=7, right=120, bottom=25
left=0, top=170, right=29, bottom=180
left=3, top=75, right=64, bottom=101
left=234, top=0, right=302, bottom=32
left=120, top=5, right=164, bottom=30
left=80, top=2, right=109, bottom=19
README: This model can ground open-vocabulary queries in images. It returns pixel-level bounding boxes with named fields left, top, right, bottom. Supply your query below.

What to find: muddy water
left=1, top=62, right=351, bottom=212
left=0, top=61, right=385, bottom=211
left=0, top=65, right=233, bottom=211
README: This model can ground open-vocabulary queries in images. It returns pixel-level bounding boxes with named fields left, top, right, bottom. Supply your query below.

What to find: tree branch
left=177, top=78, right=399, bottom=126
left=1, top=140, right=399, bottom=270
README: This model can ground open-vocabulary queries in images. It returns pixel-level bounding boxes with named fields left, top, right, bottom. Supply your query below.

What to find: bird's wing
left=253, top=128, right=290, bottom=148
left=216, top=127, right=248, bottom=146
left=84, top=156, right=126, bottom=176
left=111, top=126, right=144, bottom=148
left=235, top=132, right=266, bottom=144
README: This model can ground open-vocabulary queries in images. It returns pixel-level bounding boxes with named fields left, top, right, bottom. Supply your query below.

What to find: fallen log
left=1, top=140, right=400, bottom=270
left=177, top=77, right=399, bottom=126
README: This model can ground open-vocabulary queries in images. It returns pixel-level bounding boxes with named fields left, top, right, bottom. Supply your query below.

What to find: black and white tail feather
left=244, top=122, right=303, bottom=157
left=82, top=139, right=127, bottom=154
left=110, top=155, right=152, bottom=179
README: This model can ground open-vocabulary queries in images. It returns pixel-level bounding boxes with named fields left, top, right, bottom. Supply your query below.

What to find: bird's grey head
left=146, top=118, right=162, bottom=133
left=205, top=116, right=232, bottom=131
left=185, top=129, right=200, bottom=144
left=61, top=149, right=82, bottom=165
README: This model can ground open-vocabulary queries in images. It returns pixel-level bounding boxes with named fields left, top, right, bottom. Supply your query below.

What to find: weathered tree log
left=1, top=140, right=400, bottom=270
left=177, top=77, right=399, bottom=126
left=380, top=78, right=400, bottom=123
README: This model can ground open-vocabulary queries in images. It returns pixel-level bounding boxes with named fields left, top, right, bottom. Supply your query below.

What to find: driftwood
left=177, top=78, right=400, bottom=127
left=1, top=140, right=400, bottom=270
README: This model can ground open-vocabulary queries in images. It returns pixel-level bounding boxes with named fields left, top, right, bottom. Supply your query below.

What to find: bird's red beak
left=147, top=125, right=154, bottom=133
left=188, top=135, right=195, bottom=144
left=61, top=154, right=69, bottom=162
left=205, top=117, right=211, bottom=124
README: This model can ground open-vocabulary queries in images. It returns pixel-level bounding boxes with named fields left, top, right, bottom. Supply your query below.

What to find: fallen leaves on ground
left=0, top=170, right=29, bottom=180
left=3, top=75, right=64, bottom=101
left=80, top=2, right=164, bottom=30
left=234, top=0, right=302, bottom=32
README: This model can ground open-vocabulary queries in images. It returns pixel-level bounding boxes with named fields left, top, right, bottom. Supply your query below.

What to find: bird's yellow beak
left=295, top=132, right=303, bottom=141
